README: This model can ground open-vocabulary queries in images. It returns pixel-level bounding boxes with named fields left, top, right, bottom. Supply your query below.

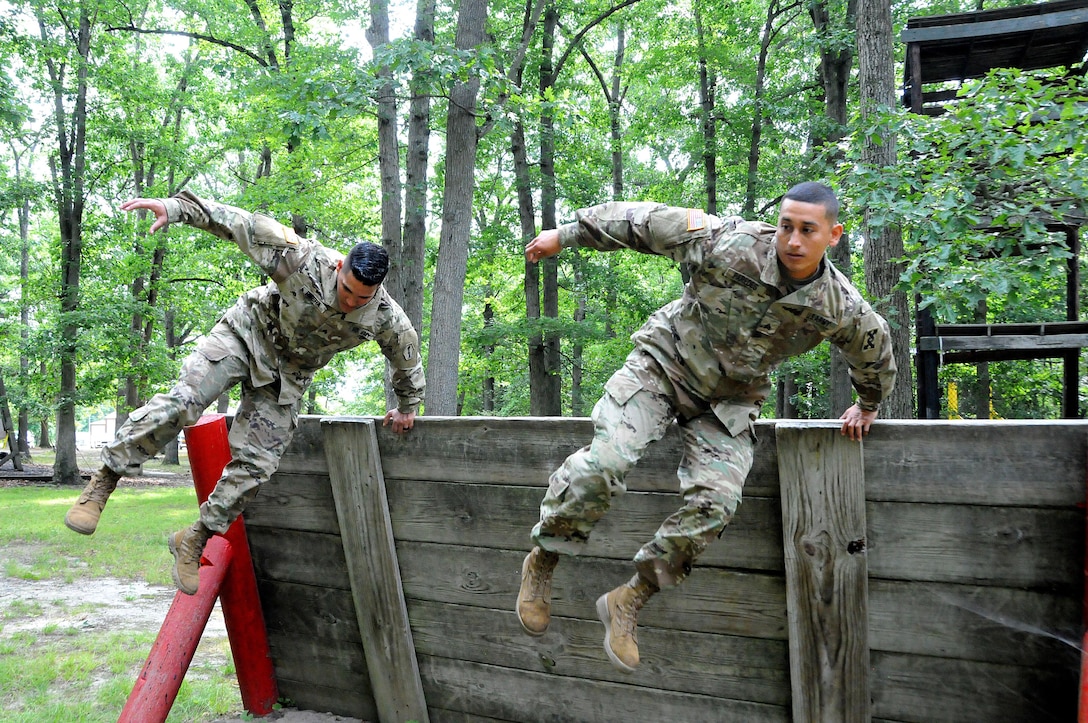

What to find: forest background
left=1, top=0, right=1086, bottom=485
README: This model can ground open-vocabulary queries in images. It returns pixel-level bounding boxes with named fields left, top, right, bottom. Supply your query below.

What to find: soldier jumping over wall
left=65, top=191, right=425, bottom=596
left=516, top=182, right=896, bottom=672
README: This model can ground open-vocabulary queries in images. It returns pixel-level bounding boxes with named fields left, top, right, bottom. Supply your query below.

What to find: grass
left=0, top=469, right=242, bottom=722
left=0, top=486, right=199, bottom=586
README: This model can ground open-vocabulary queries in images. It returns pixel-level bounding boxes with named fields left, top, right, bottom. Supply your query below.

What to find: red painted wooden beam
left=119, top=535, right=233, bottom=722
left=183, top=413, right=279, bottom=716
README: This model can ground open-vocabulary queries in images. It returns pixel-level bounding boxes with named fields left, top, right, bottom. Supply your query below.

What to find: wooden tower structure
left=901, top=0, right=1088, bottom=418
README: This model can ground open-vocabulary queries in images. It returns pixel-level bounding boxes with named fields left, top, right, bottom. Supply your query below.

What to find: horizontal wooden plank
left=383, top=477, right=785, bottom=570
left=408, top=598, right=790, bottom=706
left=935, top=321, right=1088, bottom=336
left=917, top=333, right=1088, bottom=351
left=867, top=501, right=1083, bottom=589
left=268, top=631, right=368, bottom=679
left=418, top=656, right=790, bottom=723
left=868, top=579, right=1081, bottom=668
left=280, top=415, right=782, bottom=495
left=256, top=578, right=361, bottom=643
left=862, top=421, right=1087, bottom=506
left=252, top=533, right=787, bottom=639
left=870, top=649, right=1077, bottom=722
left=247, top=526, right=349, bottom=588
left=243, top=470, right=339, bottom=534
left=275, top=676, right=376, bottom=722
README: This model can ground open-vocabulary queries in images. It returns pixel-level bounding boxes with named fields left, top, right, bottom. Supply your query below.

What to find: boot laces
left=527, top=552, right=556, bottom=600
left=78, top=475, right=116, bottom=505
left=616, top=586, right=649, bottom=638
left=179, top=526, right=207, bottom=565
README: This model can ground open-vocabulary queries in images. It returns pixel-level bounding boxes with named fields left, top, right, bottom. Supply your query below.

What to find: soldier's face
left=336, top=261, right=379, bottom=312
left=775, top=199, right=843, bottom=281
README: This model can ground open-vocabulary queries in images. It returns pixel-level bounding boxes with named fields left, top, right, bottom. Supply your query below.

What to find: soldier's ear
left=828, top=223, right=844, bottom=247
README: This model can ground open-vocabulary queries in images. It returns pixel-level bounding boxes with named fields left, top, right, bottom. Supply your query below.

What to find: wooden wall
left=239, top=417, right=1087, bottom=723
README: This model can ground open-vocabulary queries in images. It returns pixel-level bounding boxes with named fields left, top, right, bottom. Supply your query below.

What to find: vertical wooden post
left=322, top=417, right=430, bottom=723
left=776, top=422, right=870, bottom=723
left=1078, top=445, right=1088, bottom=722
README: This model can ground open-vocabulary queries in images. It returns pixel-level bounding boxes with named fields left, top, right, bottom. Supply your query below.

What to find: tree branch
left=105, top=24, right=269, bottom=67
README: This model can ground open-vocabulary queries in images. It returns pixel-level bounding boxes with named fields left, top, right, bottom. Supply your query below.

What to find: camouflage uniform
left=103, top=191, right=425, bottom=533
left=531, top=202, right=896, bottom=588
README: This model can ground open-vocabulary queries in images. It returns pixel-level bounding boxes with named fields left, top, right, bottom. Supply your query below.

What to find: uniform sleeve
left=558, top=202, right=724, bottom=266
left=374, top=296, right=426, bottom=413
left=831, top=301, right=897, bottom=411
left=163, top=190, right=303, bottom=281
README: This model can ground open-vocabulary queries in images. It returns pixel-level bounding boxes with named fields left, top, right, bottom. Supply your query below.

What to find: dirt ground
left=0, top=461, right=364, bottom=723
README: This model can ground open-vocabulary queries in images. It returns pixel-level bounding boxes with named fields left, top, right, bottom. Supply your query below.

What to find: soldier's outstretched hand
left=525, top=229, right=561, bottom=264
left=121, top=198, right=169, bottom=233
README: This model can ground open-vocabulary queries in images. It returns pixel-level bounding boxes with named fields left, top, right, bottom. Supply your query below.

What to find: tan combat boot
left=64, top=466, right=122, bottom=535
left=168, top=521, right=213, bottom=595
left=596, top=573, right=658, bottom=673
left=516, top=547, right=559, bottom=636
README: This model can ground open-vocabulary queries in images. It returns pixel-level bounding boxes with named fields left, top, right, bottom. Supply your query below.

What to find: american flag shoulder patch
left=687, top=208, right=706, bottom=232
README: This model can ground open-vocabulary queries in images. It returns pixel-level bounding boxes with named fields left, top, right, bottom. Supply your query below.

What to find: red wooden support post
left=183, top=413, right=279, bottom=715
left=119, top=535, right=233, bottom=722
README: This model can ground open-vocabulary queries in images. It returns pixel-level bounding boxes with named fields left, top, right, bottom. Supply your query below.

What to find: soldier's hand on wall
left=120, top=198, right=170, bottom=233
left=383, top=409, right=416, bottom=434
left=839, top=404, right=877, bottom=442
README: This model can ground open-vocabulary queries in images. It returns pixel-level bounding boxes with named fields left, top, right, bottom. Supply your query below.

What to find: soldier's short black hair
left=783, top=182, right=840, bottom=224
left=345, top=242, right=389, bottom=286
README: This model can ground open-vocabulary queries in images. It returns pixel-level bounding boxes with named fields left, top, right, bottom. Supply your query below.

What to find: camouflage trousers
left=102, top=324, right=301, bottom=534
left=531, top=350, right=754, bottom=589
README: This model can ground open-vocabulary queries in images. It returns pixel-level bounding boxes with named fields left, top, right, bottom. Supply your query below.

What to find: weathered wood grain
left=406, top=598, right=791, bottom=706
left=870, top=649, right=1077, bottom=722
left=238, top=418, right=1086, bottom=723
left=323, top=418, right=429, bottom=723
left=274, top=676, right=376, bottom=722
left=862, top=421, right=1088, bottom=506
left=778, top=423, right=870, bottom=723
left=417, top=656, right=791, bottom=723
left=868, top=579, right=1081, bottom=668
left=278, top=415, right=783, bottom=494
left=866, top=501, right=1082, bottom=589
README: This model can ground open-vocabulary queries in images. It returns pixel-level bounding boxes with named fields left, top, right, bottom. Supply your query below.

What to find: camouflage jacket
left=163, top=191, right=425, bottom=412
left=559, top=202, right=896, bottom=435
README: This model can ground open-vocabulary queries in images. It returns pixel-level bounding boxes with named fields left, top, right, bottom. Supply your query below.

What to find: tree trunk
left=483, top=300, right=495, bottom=413
left=401, top=0, right=436, bottom=339
left=857, top=0, right=913, bottom=418
left=512, top=121, right=551, bottom=416
left=536, top=4, right=562, bottom=415
left=424, top=0, right=488, bottom=415
left=744, top=0, right=796, bottom=216
left=367, top=0, right=405, bottom=411
left=42, top=6, right=93, bottom=485
left=16, top=148, right=32, bottom=460
left=810, top=0, right=857, bottom=415
left=695, top=2, right=717, bottom=215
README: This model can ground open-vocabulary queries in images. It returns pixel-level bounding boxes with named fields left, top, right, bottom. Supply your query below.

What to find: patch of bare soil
left=1, top=466, right=365, bottom=723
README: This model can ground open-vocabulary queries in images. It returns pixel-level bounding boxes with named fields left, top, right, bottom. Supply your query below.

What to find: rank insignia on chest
left=754, top=315, right=781, bottom=337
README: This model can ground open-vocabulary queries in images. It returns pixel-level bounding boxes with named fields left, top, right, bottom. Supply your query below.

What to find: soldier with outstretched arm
left=65, top=191, right=425, bottom=595
left=516, top=182, right=895, bottom=672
